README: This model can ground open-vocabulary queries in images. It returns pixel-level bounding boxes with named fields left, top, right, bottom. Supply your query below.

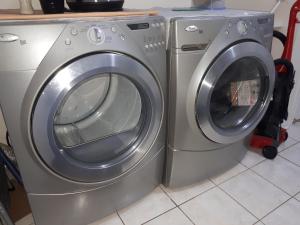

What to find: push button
left=70, top=28, right=78, bottom=36
left=65, top=38, right=71, bottom=45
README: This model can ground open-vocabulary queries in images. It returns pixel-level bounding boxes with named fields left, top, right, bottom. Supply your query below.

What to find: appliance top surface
left=0, top=15, right=162, bottom=25
left=157, top=7, right=272, bottom=21
left=67, top=0, right=123, bottom=2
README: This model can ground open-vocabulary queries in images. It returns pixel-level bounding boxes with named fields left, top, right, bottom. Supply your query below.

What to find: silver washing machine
left=161, top=10, right=275, bottom=187
left=0, top=16, right=166, bottom=225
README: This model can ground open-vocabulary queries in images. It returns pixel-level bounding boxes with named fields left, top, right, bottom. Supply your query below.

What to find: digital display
left=127, top=23, right=150, bottom=30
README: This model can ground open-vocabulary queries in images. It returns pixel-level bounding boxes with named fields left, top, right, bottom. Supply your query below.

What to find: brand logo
left=0, top=33, right=19, bottom=42
left=185, top=25, right=199, bottom=32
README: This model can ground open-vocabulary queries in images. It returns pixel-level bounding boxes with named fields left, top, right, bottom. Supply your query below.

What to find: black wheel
left=283, top=131, right=288, bottom=141
left=262, top=146, right=278, bottom=159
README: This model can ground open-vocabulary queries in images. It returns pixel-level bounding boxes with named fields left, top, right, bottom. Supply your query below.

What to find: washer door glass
left=32, top=53, right=162, bottom=183
left=54, top=74, right=143, bottom=163
left=210, top=57, right=265, bottom=129
left=196, top=42, right=275, bottom=144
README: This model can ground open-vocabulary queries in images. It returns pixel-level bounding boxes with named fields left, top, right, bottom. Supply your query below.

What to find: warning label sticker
left=231, top=79, right=260, bottom=106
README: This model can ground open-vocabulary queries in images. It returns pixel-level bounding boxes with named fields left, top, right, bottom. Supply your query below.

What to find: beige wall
left=0, top=0, right=295, bottom=144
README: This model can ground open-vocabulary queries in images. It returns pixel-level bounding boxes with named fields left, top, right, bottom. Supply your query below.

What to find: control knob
left=237, top=21, right=248, bottom=35
left=88, top=26, right=105, bottom=44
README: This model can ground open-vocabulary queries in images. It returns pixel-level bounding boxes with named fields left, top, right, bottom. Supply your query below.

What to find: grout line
left=278, top=140, right=299, bottom=154
left=248, top=158, right=267, bottom=169
left=209, top=166, right=249, bottom=186
left=116, top=211, right=125, bottom=225
left=258, top=196, right=293, bottom=222
left=278, top=142, right=299, bottom=155
left=177, top=206, right=195, bottom=225
left=240, top=153, right=267, bottom=169
left=289, top=137, right=300, bottom=143
left=140, top=206, right=176, bottom=225
left=159, top=185, right=178, bottom=206
left=177, top=185, right=216, bottom=207
left=217, top=186, right=260, bottom=221
left=292, top=191, right=300, bottom=202
left=278, top=154, right=300, bottom=168
left=249, top=167, right=293, bottom=197
left=160, top=182, right=217, bottom=207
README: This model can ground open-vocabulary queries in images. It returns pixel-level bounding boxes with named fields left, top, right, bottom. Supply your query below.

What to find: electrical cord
left=273, top=30, right=287, bottom=47
left=5, top=132, right=11, bottom=148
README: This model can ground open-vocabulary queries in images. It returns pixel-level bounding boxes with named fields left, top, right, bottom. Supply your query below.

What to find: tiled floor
left=16, top=125, right=300, bottom=225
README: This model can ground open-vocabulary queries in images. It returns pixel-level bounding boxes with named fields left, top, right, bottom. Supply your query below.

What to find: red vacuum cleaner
left=250, top=0, right=300, bottom=159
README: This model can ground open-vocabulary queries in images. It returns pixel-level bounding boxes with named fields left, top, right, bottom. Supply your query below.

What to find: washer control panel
left=224, top=16, right=273, bottom=38
left=143, top=19, right=165, bottom=51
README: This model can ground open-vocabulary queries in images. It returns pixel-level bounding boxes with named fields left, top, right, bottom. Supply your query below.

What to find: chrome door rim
left=196, top=42, right=275, bottom=144
left=32, top=53, right=163, bottom=183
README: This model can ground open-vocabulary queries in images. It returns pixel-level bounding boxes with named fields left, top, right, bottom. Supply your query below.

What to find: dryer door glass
left=196, top=42, right=275, bottom=144
left=32, top=53, right=163, bottom=182
left=53, top=74, right=144, bottom=164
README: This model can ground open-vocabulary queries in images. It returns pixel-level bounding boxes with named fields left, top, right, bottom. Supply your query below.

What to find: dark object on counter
left=66, top=0, right=124, bottom=12
left=39, top=0, right=65, bottom=14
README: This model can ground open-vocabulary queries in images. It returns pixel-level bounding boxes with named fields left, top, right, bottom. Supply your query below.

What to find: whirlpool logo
left=185, top=25, right=204, bottom=34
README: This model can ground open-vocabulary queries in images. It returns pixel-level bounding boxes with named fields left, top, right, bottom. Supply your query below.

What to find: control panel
left=143, top=20, right=166, bottom=52
left=224, top=16, right=273, bottom=37
left=223, top=15, right=274, bottom=50
left=60, top=18, right=165, bottom=54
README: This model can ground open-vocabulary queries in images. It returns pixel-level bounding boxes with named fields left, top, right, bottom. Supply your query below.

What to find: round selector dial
left=88, top=26, right=105, bottom=44
left=237, top=21, right=248, bottom=35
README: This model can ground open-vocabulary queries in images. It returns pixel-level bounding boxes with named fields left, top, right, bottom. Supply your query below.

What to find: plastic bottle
left=19, top=0, right=34, bottom=15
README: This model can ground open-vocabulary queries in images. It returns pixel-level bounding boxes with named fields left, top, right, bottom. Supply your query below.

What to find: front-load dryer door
left=196, top=42, right=275, bottom=144
left=31, top=53, right=163, bottom=183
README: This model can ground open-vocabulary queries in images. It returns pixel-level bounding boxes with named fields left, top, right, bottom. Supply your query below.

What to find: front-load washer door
left=196, top=42, right=275, bottom=144
left=31, top=53, right=163, bottom=183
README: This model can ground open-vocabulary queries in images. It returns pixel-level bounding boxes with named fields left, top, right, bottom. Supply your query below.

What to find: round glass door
left=54, top=74, right=144, bottom=164
left=210, top=57, right=267, bottom=129
left=32, top=53, right=162, bottom=183
left=196, top=42, right=275, bottom=144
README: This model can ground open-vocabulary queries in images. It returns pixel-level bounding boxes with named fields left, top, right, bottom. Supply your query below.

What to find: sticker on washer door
left=230, top=79, right=259, bottom=106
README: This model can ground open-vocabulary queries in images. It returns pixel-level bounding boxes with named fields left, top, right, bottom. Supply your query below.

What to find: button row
left=151, top=22, right=165, bottom=28
left=145, top=41, right=165, bottom=49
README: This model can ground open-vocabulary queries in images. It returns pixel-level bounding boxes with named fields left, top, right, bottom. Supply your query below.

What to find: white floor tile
left=210, top=163, right=247, bottom=185
left=288, top=125, right=300, bottom=141
left=88, top=213, right=123, bottom=225
left=180, top=187, right=257, bottom=225
left=254, top=222, right=265, bottom=225
left=144, top=208, right=192, bottom=225
left=280, top=143, right=300, bottom=166
left=240, top=150, right=265, bottom=168
left=278, top=137, right=297, bottom=152
left=262, top=198, right=300, bottom=225
left=15, top=214, right=34, bottom=225
left=160, top=179, right=215, bottom=205
left=220, top=170, right=290, bottom=219
left=252, top=157, right=300, bottom=195
left=118, top=187, right=175, bottom=225
left=295, top=193, right=300, bottom=201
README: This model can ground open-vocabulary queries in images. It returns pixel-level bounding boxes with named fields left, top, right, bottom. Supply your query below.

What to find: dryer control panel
left=58, top=17, right=166, bottom=56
